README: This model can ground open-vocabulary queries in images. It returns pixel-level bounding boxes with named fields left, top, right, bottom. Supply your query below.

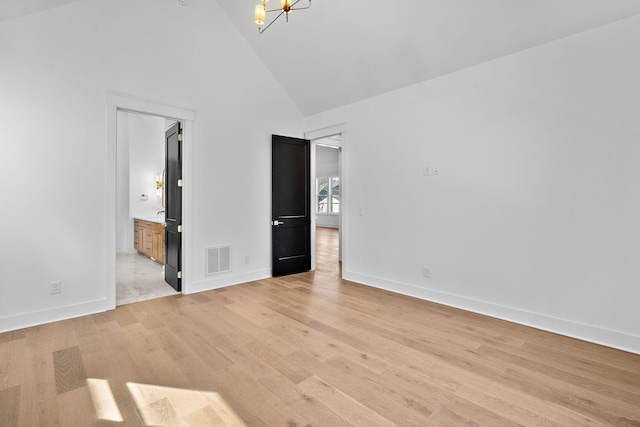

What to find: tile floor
left=116, top=252, right=177, bottom=306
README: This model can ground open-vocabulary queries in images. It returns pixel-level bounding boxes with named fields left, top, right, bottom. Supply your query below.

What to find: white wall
left=0, top=0, right=303, bottom=331
left=305, top=16, right=640, bottom=354
left=3, top=1, right=638, bottom=355
left=115, top=112, right=165, bottom=252
left=316, top=145, right=339, bottom=228
left=127, top=113, right=165, bottom=222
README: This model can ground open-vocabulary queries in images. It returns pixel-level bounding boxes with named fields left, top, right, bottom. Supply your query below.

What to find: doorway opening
left=314, top=139, right=341, bottom=275
left=314, top=226, right=340, bottom=277
left=115, top=112, right=179, bottom=305
left=306, top=123, right=347, bottom=275
left=105, top=92, right=194, bottom=310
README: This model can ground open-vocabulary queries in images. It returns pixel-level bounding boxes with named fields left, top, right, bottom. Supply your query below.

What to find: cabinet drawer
left=135, top=219, right=164, bottom=230
left=138, top=220, right=153, bottom=229
left=134, top=218, right=165, bottom=264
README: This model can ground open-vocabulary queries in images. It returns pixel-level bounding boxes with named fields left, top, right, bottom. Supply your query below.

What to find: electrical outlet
left=50, top=281, right=61, bottom=294
left=423, top=267, right=430, bottom=278
left=245, top=255, right=251, bottom=264
left=433, top=164, right=440, bottom=174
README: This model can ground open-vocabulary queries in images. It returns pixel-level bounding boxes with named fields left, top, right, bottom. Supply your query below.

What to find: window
left=317, top=176, right=340, bottom=213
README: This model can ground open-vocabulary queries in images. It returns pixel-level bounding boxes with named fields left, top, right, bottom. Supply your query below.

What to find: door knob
left=272, top=220, right=285, bottom=226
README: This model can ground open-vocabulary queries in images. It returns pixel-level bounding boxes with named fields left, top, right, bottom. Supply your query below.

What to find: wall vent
left=206, top=246, right=231, bottom=275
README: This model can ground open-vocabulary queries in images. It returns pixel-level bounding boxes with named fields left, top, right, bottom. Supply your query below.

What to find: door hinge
left=178, top=225, right=183, bottom=233
left=178, top=179, right=183, bottom=187
left=177, top=271, right=182, bottom=279
left=178, top=133, right=183, bottom=142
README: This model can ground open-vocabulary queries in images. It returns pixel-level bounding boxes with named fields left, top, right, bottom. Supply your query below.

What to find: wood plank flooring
left=1, top=227, right=640, bottom=426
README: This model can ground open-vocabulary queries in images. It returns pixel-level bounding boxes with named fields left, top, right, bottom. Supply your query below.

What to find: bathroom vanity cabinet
left=134, top=218, right=165, bottom=264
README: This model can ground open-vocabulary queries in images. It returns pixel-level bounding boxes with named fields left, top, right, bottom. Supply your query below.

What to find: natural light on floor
left=87, top=378, right=247, bottom=426
left=87, top=379, right=123, bottom=422
left=127, top=382, right=247, bottom=426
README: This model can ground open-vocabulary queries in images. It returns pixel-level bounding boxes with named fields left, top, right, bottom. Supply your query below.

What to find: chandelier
left=254, top=0, right=312, bottom=34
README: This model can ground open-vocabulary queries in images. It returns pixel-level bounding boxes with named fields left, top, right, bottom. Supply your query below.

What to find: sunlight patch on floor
left=87, top=378, right=247, bottom=426
left=126, top=382, right=248, bottom=426
left=87, top=378, right=123, bottom=422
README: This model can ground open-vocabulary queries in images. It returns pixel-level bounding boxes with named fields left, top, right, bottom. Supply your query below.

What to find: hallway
left=315, top=226, right=340, bottom=276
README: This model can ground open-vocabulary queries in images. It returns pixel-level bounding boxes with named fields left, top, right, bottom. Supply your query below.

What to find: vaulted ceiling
left=219, top=0, right=640, bottom=115
left=0, top=0, right=82, bottom=23
left=4, top=0, right=640, bottom=116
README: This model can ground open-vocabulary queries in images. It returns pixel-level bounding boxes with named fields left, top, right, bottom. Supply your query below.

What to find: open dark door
left=272, top=135, right=311, bottom=276
left=165, top=122, right=182, bottom=291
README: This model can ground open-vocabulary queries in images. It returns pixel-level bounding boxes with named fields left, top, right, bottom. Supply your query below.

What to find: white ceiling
left=0, top=0, right=82, bottom=23
left=217, top=0, right=640, bottom=115
left=4, top=0, right=640, bottom=116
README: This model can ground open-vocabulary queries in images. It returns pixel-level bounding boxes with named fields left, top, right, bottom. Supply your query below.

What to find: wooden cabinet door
left=134, top=220, right=140, bottom=250
left=137, top=227, right=144, bottom=252
left=133, top=219, right=165, bottom=264
left=152, top=231, right=164, bottom=264
left=143, top=229, right=153, bottom=257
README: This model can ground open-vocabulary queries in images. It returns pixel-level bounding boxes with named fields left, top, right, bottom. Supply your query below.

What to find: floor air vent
left=206, top=246, right=231, bottom=275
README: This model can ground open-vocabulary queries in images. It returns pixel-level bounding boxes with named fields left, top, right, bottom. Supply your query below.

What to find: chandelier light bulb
left=254, top=0, right=311, bottom=33
left=281, top=0, right=292, bottom=12
left=254, top=4, right=265, bottom=26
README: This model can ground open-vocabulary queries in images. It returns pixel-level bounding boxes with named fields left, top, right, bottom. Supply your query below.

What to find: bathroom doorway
left=115, top=111, right=179, bottom=305
left=106, top=92, right=194, bottom=310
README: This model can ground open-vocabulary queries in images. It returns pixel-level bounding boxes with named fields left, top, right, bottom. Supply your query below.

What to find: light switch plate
left=50, top=281, right=61, bottom=294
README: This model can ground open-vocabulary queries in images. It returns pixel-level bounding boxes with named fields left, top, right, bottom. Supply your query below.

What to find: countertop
left=134, top=216, right=165, bottom=224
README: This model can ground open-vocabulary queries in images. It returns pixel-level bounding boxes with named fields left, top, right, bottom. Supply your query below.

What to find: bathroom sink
left=144, top=215, right=165, bottom=224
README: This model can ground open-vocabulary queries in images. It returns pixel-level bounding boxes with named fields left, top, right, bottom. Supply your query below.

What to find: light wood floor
left=1, top=227, right=639, bottom=426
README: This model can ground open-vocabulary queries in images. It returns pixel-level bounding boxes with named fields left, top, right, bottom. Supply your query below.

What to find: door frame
left=305, top=124, right=347, bottom=274
left=105, top=92, right=194, bottom=310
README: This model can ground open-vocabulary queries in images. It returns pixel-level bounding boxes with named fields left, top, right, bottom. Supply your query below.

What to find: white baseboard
left=0, top=269, right=272, bottom=333
left=5, top=271, right=637, bottom=355
left=187, top=269, right=272, bottom=294
left=343, top=271, right=640, bottom=355
left=0, top=299, right=107, bottom=334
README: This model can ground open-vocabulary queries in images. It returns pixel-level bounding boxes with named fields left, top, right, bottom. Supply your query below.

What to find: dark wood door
left=165, top=122, right=182, bottom=291
left=272, top=135, right=311, bottom=276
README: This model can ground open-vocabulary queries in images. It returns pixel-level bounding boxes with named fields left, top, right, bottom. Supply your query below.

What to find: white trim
left=105, top=92, right=195, bottom=309
left=309, top=139, right=317, bottom=271
left=0, top=300, right=107, bottom=334
left=306, top=123, right=347, bottom=141
left=344, top=271, right=640, bottom=355
left=105, top=92, right=195, bottom=121
left=306, top=124, right=348, bottom=269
